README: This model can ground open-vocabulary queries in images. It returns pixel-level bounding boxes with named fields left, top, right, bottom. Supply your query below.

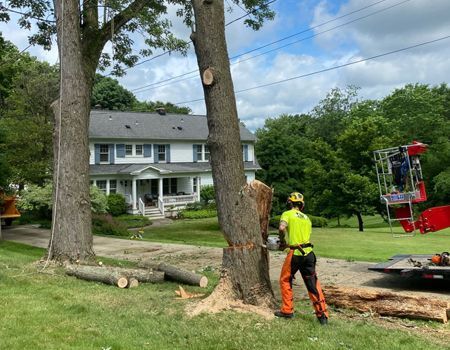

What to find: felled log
left=139, top=261, right=208, bottom=288
left=104, top=267, right=164, bottom=284
left=66, top=265, right=128, bottom=288
left=324, top=285, right=450, bottom=323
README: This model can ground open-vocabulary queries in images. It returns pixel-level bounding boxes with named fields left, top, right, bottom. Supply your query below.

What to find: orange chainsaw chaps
left=279, top=250, right=294, bottom=314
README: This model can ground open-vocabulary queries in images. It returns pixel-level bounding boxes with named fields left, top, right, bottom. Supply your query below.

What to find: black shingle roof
left=89, top=110, right=256, bottom=141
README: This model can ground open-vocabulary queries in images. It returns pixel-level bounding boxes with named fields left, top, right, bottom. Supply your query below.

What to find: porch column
left=159, top=178, right=163, bottom=202
left=132, top=177, right=137, bottom=210
left=197, top=177, right=201, bottom=202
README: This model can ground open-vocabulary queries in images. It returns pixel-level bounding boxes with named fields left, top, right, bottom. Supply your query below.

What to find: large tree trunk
left=190, top=0, right=275, bottom=313
left=50, top=0, right=94, bottom=262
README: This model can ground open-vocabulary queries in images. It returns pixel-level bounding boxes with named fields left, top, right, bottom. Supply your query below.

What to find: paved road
left=2, top=224, right=222, bottom=264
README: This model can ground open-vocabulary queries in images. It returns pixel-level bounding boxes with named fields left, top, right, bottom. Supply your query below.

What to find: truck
left=0, top=191, right=21, bottom=227
left=370, top=142, right=450, bottom=280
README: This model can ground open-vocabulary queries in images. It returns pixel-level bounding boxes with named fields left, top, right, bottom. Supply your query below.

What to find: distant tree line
left=256, top=85, right=450, bottom=231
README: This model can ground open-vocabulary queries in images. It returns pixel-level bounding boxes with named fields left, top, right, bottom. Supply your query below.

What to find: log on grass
left=66, top=265, right=128, bottom=288
left=138, top=261, right=208, bottom=287
left=104, top=267, right=164, bottom=284
left=324, top=285, right=450, bottom=323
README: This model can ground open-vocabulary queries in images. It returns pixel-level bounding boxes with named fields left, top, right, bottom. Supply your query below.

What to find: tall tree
left=91, top=74, right=137, bottom=110
left=1, top=56, right=58, bottom=187
left=188, top=0, right=276, bottom=311
left=1, top=1, right=187, bottom=261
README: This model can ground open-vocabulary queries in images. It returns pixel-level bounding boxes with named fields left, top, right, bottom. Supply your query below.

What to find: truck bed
left=369, top=254, right=450, bottom=280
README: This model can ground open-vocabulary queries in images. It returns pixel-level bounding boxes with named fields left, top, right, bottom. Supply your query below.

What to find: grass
left=141, top=218, right=226, bottom=247
left=115, top=214, right=151, bottom=228
left=140, top=216, right=450, bottom=262
left=1, top=241, right=448, bottom=350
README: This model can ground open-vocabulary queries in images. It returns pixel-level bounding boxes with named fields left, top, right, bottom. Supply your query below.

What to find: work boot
left=274, top=311, right=294, bottom=319
left=318, top=314, right=328, bottom=325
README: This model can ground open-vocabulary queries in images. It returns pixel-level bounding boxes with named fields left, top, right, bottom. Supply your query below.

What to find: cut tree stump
left=324, top=285, right=450, bottom=323
left=66, top=265, right=128, bottom=288
left=127, top=278, right=139, bottom=288
left=139, top=262, right=208, bottom=288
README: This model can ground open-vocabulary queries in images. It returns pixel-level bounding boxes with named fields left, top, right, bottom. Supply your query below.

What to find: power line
left=117, top=0, right=278, bottom=74
left=0, top=5, right=55, bottom=23
left=173, top=34, right=450, bottom=105
left=131, top=0, right=406, bottom=94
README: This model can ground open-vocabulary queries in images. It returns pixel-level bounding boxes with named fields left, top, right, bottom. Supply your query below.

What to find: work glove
left=278, top=239, right=287, bottom=251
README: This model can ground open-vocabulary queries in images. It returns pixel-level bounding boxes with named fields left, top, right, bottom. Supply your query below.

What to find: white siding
left=170, top=142, right=194, bottom=163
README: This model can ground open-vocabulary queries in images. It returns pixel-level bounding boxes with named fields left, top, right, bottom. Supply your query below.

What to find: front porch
left=125, top=177, right=202, bottom=218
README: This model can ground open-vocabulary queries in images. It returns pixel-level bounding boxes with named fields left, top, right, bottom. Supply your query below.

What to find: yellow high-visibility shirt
left=280, top=209, right=313, bottom=256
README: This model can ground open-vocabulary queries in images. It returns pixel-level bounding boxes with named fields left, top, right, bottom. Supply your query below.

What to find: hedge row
left=178, top=209, right=217, bottom=219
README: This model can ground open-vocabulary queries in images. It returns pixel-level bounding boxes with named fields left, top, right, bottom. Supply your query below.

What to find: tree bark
left=324, top=285, right=450, bottom=323
left=66, top=265, right=129, bottom=288
left=190, top=0, right=275, bottom=309
left=356, top=211, right=364, bottom=232
left=138, top=261, right=208, bottom=287
left=50, top=0, right=94, bottom=262
left=105, top=266, right=165, bottom=283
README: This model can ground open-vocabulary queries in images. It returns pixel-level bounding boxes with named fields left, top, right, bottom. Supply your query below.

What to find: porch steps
left=143, top=207, right=165, bottom=220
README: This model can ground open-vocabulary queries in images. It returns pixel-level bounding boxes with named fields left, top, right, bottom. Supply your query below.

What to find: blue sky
left=1, top=0, right=450, bottom=130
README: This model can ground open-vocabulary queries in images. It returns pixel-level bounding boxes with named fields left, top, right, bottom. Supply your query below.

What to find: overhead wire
left=173, top=34, right=450, bottom=105
left=131, top=0, right=406, bottom=94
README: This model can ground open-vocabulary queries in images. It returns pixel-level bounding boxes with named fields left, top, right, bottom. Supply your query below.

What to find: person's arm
left=278, top=221, right=287, bottom=250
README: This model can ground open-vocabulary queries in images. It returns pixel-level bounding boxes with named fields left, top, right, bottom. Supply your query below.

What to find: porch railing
left=138, top=198, right=145, bottom=216
left=163, top=194, right=197, bottom=205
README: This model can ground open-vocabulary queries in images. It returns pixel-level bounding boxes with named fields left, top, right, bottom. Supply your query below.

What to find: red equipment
left=373, top=142, right=450, bottom=235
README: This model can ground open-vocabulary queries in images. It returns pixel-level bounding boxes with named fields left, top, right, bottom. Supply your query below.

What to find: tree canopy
left=256, top=84, right=450, bottom=230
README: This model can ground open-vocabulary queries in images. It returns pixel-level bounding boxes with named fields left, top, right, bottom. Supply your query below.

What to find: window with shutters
left=135, top=144, right=143, bottom=156
left=196, top=145, right=203, bottom=161
left=193, top=178, right=198, bottom=193
left=99, top=145, right=109, bottom=163
left=125, top=144, right=133, bottom=156
left=158, top=145, right=166, bottom=162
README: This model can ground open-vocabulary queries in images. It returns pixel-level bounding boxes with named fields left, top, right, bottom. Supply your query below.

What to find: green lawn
left=0, top=241, right=448, bottom=350
left=141, top=218, right=226, bottom=247
left=141, top=217, right=450, bottom=262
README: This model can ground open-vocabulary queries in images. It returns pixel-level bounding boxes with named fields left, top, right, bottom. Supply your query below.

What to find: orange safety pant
left=279, top=249, right=328, bottom=318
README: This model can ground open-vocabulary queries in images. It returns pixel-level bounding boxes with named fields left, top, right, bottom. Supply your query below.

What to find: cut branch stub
left=202, top=68, right=215, bottom=86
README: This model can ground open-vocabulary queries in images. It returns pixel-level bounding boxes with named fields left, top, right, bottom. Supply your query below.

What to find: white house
left=89, top=110, right=260, bottom=219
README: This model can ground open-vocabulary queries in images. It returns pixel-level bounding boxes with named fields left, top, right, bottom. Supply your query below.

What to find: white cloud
left=2, top=0, right=450, bottom=131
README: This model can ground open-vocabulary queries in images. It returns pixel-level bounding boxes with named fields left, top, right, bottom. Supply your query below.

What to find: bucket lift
left=373, top=141, right=450, bottom=237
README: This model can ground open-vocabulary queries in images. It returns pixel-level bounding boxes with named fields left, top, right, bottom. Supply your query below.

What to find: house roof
left=89, top=110, right=256, bottom=142
left=90, top=162, right=261, bottom=176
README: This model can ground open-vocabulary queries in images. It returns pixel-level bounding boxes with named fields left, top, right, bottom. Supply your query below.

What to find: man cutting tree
left=275, top=192, right=329, bottom=325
